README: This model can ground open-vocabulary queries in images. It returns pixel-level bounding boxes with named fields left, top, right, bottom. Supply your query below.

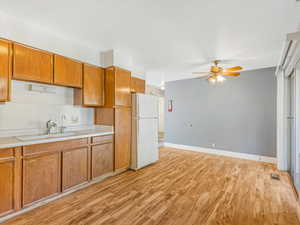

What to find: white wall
left=0, top=81, right=93, bottom=136
left=145, top=72, right=165, bottom=87
left=297, top=2, right=300, bottom=31
left=0, top=11, right=100, bottom=65
left=100, top=50, right=146, bottom=79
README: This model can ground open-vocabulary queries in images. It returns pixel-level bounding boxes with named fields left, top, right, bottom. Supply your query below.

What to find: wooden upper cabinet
left=13, top=43, right=53, bottom=84
left=74, top=64, right=104, bottom=106
left=103, top=67, right=115, bottom=107
left=131, top=77, right=145, bottom=94
left=0, top=39, right=12, bottom=102
left=54, top=55, right=83, bottom=88
left=104, top=66, right=131, bottom=107
left=115, top=67, right=131, bottom=106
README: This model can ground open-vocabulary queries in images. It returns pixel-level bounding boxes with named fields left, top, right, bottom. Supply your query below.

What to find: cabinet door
left=75, top=64, right=104, bottom=106
left=62, top=147, right=88, bottom=191
left=13, top=43, right=53, bottom=84
left=23, top=152, right=61, bottom=206
left=91, top=143, right=113, bottom=179
left=131, top=77, right=145, bottom=94
left=0, top=148, right=21, bottom=216
left=115, top=67, right=131, bottom=107
left=103, top=67, right=115, bottom=107
left=115, top=107, right=131, bottom=170
left=0, top=39, right=12, bottom=102
left=0, top=161, right=14, bottom=215
left=0, top=149, right=15, bottom=216
left=54, top=55, right=83, bottom=88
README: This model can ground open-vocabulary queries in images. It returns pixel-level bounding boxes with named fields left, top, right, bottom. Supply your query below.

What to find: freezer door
left=137, top=118, right=159, bottom=169
left=136, top=94, right=159, bottom=118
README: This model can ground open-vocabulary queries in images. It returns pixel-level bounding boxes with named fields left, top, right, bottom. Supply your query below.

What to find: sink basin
left=16, top=132, right=76, bottom=141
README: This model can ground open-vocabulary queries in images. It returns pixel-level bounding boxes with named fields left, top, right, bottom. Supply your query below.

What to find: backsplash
left=0, top=80, right=94, bottom=137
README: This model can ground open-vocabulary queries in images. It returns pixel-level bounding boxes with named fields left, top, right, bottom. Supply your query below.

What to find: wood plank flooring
left=2, top=147, right=300, bottom=225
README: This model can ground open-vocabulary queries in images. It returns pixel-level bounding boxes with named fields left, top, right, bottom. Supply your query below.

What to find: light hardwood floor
left=3, top=147, right=300, bottom=225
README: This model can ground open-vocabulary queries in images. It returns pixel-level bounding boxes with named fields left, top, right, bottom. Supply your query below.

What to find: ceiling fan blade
left=224, top=66, right=243, bottom=71
left=222, top=72, right=240, bottom=76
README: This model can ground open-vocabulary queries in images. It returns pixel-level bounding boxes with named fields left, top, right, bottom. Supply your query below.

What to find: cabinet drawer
left=23, top=142, right=61, bottom=156
left=92, top=135, right=113, bottom=145
left=61, top=138, right=88, bottom=151
left=23, top=138, right=88, bottom=156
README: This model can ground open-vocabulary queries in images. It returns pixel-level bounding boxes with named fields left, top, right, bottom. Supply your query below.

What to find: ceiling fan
left=193, top=60, right=243, bottom=83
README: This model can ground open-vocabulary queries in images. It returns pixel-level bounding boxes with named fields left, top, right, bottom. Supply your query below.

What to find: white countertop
left=0, top=126, right=114, bottom=149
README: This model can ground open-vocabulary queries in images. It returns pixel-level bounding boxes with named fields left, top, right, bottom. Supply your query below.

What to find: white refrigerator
left=131, top=93, right=159, bottom=170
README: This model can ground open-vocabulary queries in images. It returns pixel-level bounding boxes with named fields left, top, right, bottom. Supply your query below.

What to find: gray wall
left=165, top=67, right=277, bottom=157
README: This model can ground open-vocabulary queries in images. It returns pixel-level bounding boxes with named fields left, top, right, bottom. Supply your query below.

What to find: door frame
left=295, top=63, right=300, bottom=174
left=277, top=60, right=300, bottom=171
left=277, top=31, right=300, bottom=171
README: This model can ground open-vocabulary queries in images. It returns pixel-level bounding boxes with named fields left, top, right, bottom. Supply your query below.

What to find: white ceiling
left=0, top=0, right=299, bottom=85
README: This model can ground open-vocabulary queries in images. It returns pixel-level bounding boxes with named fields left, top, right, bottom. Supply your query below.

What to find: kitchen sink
left=16, top=132, right=76, bottom=141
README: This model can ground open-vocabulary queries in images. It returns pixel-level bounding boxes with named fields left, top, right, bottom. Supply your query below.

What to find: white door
left=137, top=94, right=158, bottom=118
left=137, top=118, right=159, bottom=168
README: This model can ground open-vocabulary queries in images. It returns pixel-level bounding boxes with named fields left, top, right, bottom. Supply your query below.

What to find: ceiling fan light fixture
left=216, top=75, right=225, bottom=82
left=207, top=76, right=216, bottom=83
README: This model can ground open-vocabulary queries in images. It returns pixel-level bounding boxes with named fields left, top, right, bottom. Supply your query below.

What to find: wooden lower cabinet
left=62, top=147, right=89, bottom=191
left=91, top=143, right=113, bottom=179
left=0, top=136, right=115, bottom=218
left=23, top=152, right=61, bottom=206
left=115, top=107, right=131, bottom=170
left=0, top=161, right=14, bottom=215
left=95, top=107, right=131, bottom=171
left=0, top=148, right=21, bottom=216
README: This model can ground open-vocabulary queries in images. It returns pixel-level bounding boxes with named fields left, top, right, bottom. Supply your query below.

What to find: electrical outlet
left=211, top=143, right=216, bottom=148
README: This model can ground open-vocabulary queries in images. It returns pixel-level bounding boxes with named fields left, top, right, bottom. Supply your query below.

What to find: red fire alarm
left=168, top=100, right=173, bottom=112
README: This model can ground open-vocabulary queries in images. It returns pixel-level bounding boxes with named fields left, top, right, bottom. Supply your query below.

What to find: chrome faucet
left=46, top=120, right=57, bottom=135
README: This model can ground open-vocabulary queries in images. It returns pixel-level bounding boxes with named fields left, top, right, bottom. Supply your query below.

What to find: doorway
left=158, top=97, right=165, bottom=145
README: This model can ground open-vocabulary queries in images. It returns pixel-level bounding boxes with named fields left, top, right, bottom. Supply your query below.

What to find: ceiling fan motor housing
left=211, top=66, right=221, bottom=73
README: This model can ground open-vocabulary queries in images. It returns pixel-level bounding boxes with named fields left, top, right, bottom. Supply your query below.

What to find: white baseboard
left=163, top=143, right=277, bottom=164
